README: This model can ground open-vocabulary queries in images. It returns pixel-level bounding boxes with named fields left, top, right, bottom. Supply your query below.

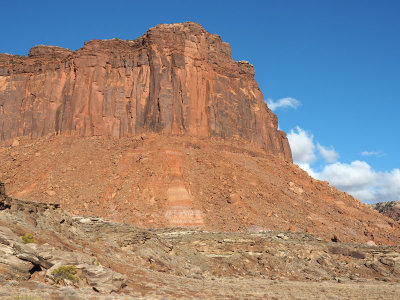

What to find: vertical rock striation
left=0, top=22, right=292, bottom=161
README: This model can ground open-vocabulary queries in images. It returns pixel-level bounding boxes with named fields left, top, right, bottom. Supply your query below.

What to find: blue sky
left=1, top=0, right=399, bottom=202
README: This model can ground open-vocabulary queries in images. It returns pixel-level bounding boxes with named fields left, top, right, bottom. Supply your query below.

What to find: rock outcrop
left=1, top=184, right=400, bottom=299
left=373, top=201, right=400, bottom=221
left=0, top=183, right=127, bottom=293
left=0, top=22, right=291, bottom=161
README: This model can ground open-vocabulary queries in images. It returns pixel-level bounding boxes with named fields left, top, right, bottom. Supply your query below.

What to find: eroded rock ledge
left=0, top=183, right=127, bottom=293
left=1, top=182, right=400, bottom=299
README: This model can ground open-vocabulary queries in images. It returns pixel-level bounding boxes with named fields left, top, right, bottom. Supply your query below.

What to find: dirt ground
left=1, top=277, right=399, bottom=299
left=0, top=193, right=399, bottom=299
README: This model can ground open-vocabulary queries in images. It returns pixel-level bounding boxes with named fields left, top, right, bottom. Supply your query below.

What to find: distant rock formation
left=373, top=201, right=400, bottom=221
left=0, top=22, right=291, bottom=161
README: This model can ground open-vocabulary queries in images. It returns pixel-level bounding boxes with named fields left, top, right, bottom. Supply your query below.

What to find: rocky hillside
left=1, top=184, right=400, bottom=299
left=373, top=201, right=400, bottom=221
left=0, top=22, right=291, bottom=161
left=1, top=134, right=399, bottom=245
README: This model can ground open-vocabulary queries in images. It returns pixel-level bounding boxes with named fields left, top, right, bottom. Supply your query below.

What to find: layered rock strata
left=0, top=183, right=127, bottom=293
left=1, top=184, right=400, bottom=299
left=0, top=22, right=292, bottom=161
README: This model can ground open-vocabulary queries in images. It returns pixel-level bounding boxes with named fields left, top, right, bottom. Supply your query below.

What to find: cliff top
left=0, top=22, right=253, bottom=76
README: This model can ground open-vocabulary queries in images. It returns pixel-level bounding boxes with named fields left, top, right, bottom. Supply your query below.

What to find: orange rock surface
left=0, top=134, right=399, bottom=245
left=0, top=22, right=291, bottom=161
left=0, top=22, right=398, bottom=245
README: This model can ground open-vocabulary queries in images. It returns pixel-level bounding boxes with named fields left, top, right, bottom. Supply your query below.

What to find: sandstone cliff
left=0, top=22, right=291, bottom=161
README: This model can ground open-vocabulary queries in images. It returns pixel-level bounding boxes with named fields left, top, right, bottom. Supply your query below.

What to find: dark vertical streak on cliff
left=0, top=22, right=292, bottom=162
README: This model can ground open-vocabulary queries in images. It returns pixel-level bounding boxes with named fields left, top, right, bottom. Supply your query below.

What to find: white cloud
left=348, top=188, right=377, bottom=203
left=297, top=163, right=319, bottom=179
left=319, top=162, right=400, bottom=203
left=267, top=97, right=301, bottom=111
left=319, top=161, right=376, bottom=190
left=317, top=143, right=339, bottom=163
left=287, top=126, right=399, bottom=204
left=287, top=126, right=316, bottom=164
left=361, top=151, right=383, bottom=157
left=376, top=169, right=400, bottom=201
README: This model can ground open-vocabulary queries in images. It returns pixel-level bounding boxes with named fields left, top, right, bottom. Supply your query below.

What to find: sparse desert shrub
left=21, top=233, right=38, bottom=244
left=52, top=265, right=79, bottom=283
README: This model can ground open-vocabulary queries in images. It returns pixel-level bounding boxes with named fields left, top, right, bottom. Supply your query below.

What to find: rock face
left=0, top=22, right=291, bottom=161
left=373, top=201, right=400, bottom=221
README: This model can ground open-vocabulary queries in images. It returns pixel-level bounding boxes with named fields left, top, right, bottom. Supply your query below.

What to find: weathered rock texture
left=1, top=186, right=400, bottom=299
left=0, top=183, right=127, bottom=293
left=1, top=135, right=399, bottom=245
left=373, top=201, right=400, bottom=221
left=0, top=22, right=292, bottom=161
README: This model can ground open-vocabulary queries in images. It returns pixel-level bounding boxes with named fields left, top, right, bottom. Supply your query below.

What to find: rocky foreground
left=1, top=183, right=400, bottom=299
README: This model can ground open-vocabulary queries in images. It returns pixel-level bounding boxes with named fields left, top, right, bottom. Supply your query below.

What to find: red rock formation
left=0, top=22, right=292, bottom=161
